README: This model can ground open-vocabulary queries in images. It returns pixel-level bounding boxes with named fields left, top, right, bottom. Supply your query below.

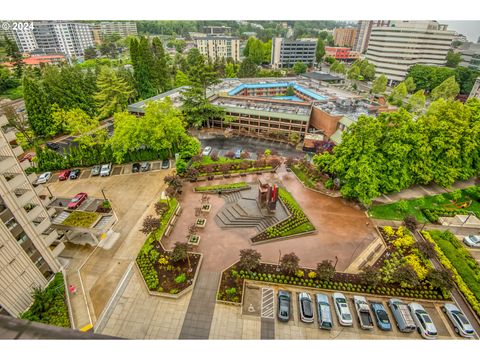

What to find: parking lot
left=240, top=282, right=477, bottom=340
left=455, top=234, right=480, bottom=264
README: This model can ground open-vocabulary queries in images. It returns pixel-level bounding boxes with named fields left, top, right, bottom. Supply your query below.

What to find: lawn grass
left=368, top=186, right=480, bottom=222
left=291, top=164, right=317, bottom=189
left=193, top=155, right=245, bottom=167
left=0, top=85, right=23, bottom=100
left=62, top=211, right=99, bottom=227
left=194, top=182, right=249, bottom=192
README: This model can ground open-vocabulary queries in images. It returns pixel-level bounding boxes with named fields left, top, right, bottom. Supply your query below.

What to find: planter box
left=188, top=234, right=201, bottom=246
left=195, top=218, right=207, bottom=228
left=201, top=204, right=211, bottom=213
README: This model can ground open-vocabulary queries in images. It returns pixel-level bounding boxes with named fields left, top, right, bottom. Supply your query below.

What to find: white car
left=298, top=292, right=314, bottom=323
left=202, top=146, right=212, bottom=156
left=442, top=303, right=475, bottom=338
left=36, top=172, right=52, bottom=184
left=463, top=235, right=480, bottom=248
left=100, top=164, right=111, bottom=177
left=332, top=292, right=353, bottom=326
left=408, top=302, right=438, bottom=339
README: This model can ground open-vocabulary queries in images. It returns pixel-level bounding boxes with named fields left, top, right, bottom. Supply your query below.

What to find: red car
left=67, top=192, right=88, bottom=209
left=58, top=170, right=71, bottom=181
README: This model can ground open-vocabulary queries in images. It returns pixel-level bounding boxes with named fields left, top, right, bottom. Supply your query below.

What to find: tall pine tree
left=22, top=72, right=53, bottom=137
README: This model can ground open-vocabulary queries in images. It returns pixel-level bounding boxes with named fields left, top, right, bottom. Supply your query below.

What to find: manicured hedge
left=423, top=230, right=480, bottom=317
left=62, top=211, right=99, bottom=228
left=194, top=182, right=249, bottom=192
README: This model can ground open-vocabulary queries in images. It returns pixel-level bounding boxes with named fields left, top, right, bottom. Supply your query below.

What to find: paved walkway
left=373, top=178, right=478, bottom=205
left=179, top=271, right=220, bottom=339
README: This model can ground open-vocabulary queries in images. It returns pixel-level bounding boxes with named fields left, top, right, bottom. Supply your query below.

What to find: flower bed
left=62, top=211, right=99, bottom=228
left=194, top=182, right=250, bottom=193
left=201, top=204, right=211, bottom=212
left=195, top=218, right=206, bottom=228
left=135, top=198, right=202, bottom=295
left=251, top=188, right=315, bottom=243
left=422, top=230, right=480, bottom=317
left=20, top=273, right=71, bottom=328
left=218, top=261, right=447, bottom=304
left=187, top=234, right=200, bottom=245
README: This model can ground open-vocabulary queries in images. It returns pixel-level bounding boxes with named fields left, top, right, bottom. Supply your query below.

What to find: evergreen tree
left=238, top=58, right=257, bottom=78
left=94, top=67, right=134, bottom=118
left=129, top=37, right=156, bottom=99
left=430, top=76, right=460, bottom=101
left=371, top=75, right=388, bottom=94
left=4, top=36, right=24, bottom=78
left=315, top=38, right=326, bottom=64
left=22, top=72, right=53, bottom=137
left=151, top=37, right=171, bottom=93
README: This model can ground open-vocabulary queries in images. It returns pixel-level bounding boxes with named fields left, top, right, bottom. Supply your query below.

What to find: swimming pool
left=269, top=95, right=303, bottom=102
left=228, top=82, right=326, bottom=101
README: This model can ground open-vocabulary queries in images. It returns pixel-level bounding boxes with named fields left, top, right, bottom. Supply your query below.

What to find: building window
left=16, top=232, right=29, bottom=245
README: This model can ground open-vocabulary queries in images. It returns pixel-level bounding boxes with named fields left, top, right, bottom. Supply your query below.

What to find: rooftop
left=301, top=72, right=343, bottom=82
left=127, top=87, right=187, bottom=113
left=315, top=98, right=375, bottom=120
left=228, top=81, right=328, bottom=101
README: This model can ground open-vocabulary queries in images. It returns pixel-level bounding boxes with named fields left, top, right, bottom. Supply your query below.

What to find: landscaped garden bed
left=251, top=188, right=315, bottom=243
left=62, top=211, right=99, bottom=228
left=187, top=234, right=201, bottom=246
left=96, top=200, right=112, bottom=213
left=194, top=182, right=250, bottom=193
left=21, top=273, right=71, bottom=328
left=195, top=218, right=207, bottom=228
left=136, top=198, right=202, bottom=296
left=368, top=186, right=480, bottom=222
left=421, top=230, right=480, bottom=317
left=201, top=204, right=211, bottom=212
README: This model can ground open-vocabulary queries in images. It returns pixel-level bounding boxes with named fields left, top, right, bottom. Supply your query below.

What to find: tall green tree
left=407, top=90, right=426, bottom=114
left=315, top=38, right=325, bottom=64
left=129, top=37, right=156, bottom=99
left=151, top=37, right=171, bottom=93
left=22, top=72, right=53, bottom=137
left=371, top=75, right=388, bottom=94
left=238, top=58, right=258, bottom=78
left=446, top=50, right=462, bottom=68
left=4, top=36, right=24, bottom=78
left=389, top=82, right=408, bottom=106
left=94, top=67, right=134, bottom=119
left=293, top=61, right=307, bottom=74
left=430, top=76, right=460, bottom=101
left=83, top=46, right=98, bottom=60
left=175, top=70, right=189, bottom=87
left=404, top=77, right=416, bottom=93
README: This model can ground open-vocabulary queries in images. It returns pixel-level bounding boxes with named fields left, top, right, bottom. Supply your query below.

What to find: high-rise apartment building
left=455, top=42, right=480, bottom=71
left=0, top=113, right=64, bottom=317
left=366, top=21, right=455, bottom=83
left=271, top=37, right=317, bottom=68
left=99, top=21, right=138, bottom=38
left=352, top=21, right=391, bottom=54
left=193, top=36, right=241, bottom=62
left=333, top=28, right=358, bottom=47
left=1, top=28, right=38, bottom=53
left=203, top=26, right=231, bottom=36
left=33, top=21, right=94, bottom=58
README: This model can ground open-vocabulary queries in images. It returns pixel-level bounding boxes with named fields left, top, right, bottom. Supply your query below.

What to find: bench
left=164, top=225, right=173, bottom=237
left=175, top=206, right=183, bottom=216
left=170, top=216, right=177, bottom=226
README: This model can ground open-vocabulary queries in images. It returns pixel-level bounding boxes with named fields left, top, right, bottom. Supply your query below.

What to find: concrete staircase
left=216, top=189, right=288, bottom=232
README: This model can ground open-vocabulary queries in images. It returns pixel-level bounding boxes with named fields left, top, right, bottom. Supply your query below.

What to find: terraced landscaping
left=194, top=182, right=250, bottom=193
left=62, top=211, right=99, bottom=228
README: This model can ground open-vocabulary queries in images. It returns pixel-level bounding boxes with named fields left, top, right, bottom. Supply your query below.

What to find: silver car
left=332, top=292, right=353, bottom=326
left=298, top=292, right=314, bottom=323
left=463, top=235, right=480, bottom=248
left=315, top=293, right=333, bottom=330
left=442, top=303, right=475, bottom=338
left=36, top=172, right=52, bottom=184
left=408, top=303, right=437, bottom=339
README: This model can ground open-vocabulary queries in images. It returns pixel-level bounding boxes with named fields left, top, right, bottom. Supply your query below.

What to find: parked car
left=353, top=296, right=374, bottom=330
left=91, top=165, right=101, bottom=176
left=298, top=292, right=314, bottom=323
left=69, top=169, right=80, bottom=180
left=388, top=299, right=416, bottom=333
left=442, top=303, right=475, bottom=338
left=463, top=235, right=480, bottom=248
left=100, top=164, right=112, bottom=176
left=140, top=162, right=150, bottom=172
left=371, top=302, right=392, bottom=331
left=332, top=293, right=353, bottom=326
left=277, top=290, right=291, bottom=322
left=58, top=169, right=71, bottom=181
left=162, top=159, right=170, bottom=169
left=234, top=148, right=242, bottom=159
left=67, top=192, right=88, bottom=210
left=46, top=142, right=60, bottom=150
left=132, top=163, right=141, bottom=173
left=315, top=293, right=333, bottom=330
left=36, top=172, right=52, bottom=184
left=408, top=302, right=438, bottom=339
left=20, top=152, right=35, bottom=162
left=202, top=146, right=212, bottom=156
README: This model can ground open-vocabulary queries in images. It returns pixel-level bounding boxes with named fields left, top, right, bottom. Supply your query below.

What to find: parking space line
left=261, top=287, right=274, bottom=319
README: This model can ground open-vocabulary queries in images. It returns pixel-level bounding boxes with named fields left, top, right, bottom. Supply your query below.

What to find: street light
left=463, top=211, right=476, bottom=227
left=101, top=188, right=107, bottom=201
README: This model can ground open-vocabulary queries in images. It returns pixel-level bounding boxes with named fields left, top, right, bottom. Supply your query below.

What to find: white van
left=100, top=164, right=112, bottom=177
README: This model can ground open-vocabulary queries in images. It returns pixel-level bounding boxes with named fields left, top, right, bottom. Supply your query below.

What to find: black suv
left=132, top=163, right=141, bottom=173
left=69, top=169, right=81, bottom=179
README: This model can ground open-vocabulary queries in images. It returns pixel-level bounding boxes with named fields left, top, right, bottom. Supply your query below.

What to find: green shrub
left=174, top=273, right=187, bottom=284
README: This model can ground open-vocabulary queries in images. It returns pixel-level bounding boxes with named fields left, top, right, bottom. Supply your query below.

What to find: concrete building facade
left=99, top=21, right=138, bottom=38
left=271, top=37, right=317, bottom=68
left=0, top=113, right=63, bottom=317
left=32, top=21, right=94, bottom=58
left=193, top=36, right=241, bottom=62
left=353, top=20, right=391, bottom=54
left=455, top=42, right=480, bottom=71
left=2, top=28, right=38, bottom=53
left=366, top=21, right=455, bottom=83
left=325, top=47, right=360, bottom=61
left=469, top=77, right=480, bottom=99
left=333, top=28, right=358, bottom=47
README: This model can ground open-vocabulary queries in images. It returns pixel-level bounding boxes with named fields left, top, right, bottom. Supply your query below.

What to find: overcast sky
left=441, top=20, right=480, bottom=42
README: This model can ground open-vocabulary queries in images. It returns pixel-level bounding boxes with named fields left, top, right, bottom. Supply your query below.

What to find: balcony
left=35, top=217, right=51, bottom=235
left=12, top=146, right=23, bottom=157
left=0, top=156, right=16, bottom=172
left=27, top=172, right=37, bottom=184
left=16, top=190, right=35, bottom=208
left=51, top=241, right=65, bottom=258
left=4, top=130, right=16, bottom=143
left=26, top=204, right=43, bottom=222
left=43, top=229, right=58, bottom=247
left=20, top=159, right=31, bottom=171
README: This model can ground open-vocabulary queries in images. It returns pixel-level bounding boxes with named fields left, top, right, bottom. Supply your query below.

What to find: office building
left=469, top=77, right=480, bottom=99
left=366, top=21, right=455, bottom=83
left=333, top=28, right=357, bottom=47
left=0, top=113, right=64, bottom=317
left=99, top=21, right=138, bottom=38
left=271, top=37, right=317, bottom=68
left=1, top=28, right=38, bottom=53
left=455, top=42, right=480, bottom=71
left=32, top=21, right=94, bottom=58
left=193, top=36, right=241, bottom=62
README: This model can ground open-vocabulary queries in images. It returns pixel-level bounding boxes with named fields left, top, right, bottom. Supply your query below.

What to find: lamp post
left=334, top=256, right=338, bottom=270
left=463, top=211, right=475, bottom=227
left=101, top=188, right=107, bottom=201
left=46, top=185, right=53, bottom=198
